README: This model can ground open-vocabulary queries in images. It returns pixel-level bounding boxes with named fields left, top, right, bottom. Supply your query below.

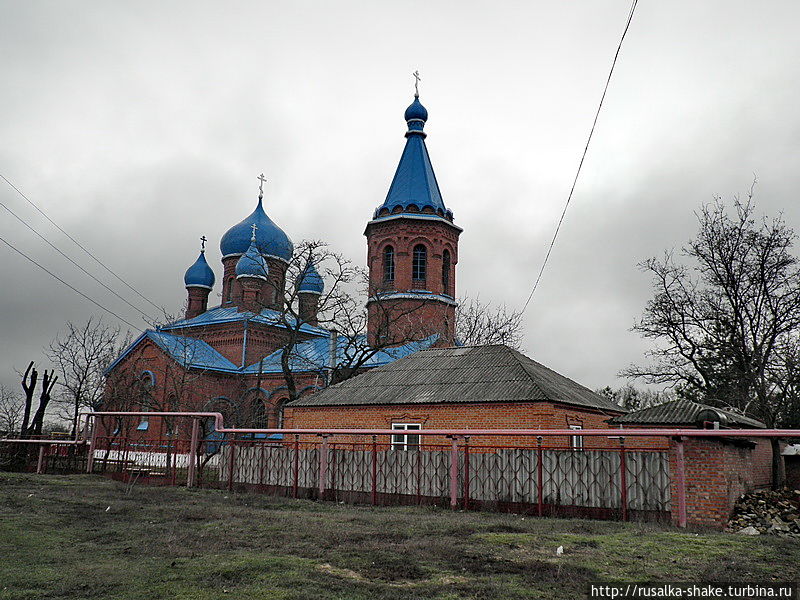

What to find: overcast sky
left=1, top=1, right=799, bottom=397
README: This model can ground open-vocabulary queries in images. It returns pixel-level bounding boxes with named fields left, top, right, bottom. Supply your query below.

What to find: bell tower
left=365, top=87, right=462, bottom=347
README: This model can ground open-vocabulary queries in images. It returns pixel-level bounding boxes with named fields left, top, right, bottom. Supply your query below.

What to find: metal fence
left=5, top=410, right=791, bottom=527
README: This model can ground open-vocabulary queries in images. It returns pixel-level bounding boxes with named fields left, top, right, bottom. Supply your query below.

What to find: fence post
left=674, top=436, right=687, bottom=528
left=36, top=445, right=47, bottom=474
left=449, top=436, right=459, bottom=510
left=318, top=434, right=329, bottom=498
left=619, top=437, right=628, bottom=522
left=227, top=439, right=236, bottom=492
left=463, top=436, right=470, bottom=510
left=536, top=436, right=543, bottom=517
left=187, top=418, right=199, bottom=488
left=371, top=435, right=378, bottom=506
left=86, top=418, right=99, bottom=474
left=292, top=434, right=300, bottom=498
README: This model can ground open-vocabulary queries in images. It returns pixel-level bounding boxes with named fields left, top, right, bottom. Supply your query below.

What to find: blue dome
left=235, top=235, right=269, bottom=280
left=220, top=197, right=293, bottom=261
left=184, top=251, right=215, bottom=289
left=404, top=97, right=428, bottom=123
left=297, top=264, right=324, bottom=294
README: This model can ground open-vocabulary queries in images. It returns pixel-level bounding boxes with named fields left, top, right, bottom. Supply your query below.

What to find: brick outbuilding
left=285, top=344, right=625, bottom=448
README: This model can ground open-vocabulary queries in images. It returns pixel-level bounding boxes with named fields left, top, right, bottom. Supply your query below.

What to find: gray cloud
left=2, top=0, right=799, bottom=394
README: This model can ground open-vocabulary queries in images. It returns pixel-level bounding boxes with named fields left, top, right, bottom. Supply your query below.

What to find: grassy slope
left=0, top=473, right=797, bottom=600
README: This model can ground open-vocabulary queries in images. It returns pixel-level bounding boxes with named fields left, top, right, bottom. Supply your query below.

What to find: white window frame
left=391, top=423, right=421, bottom=451
left=569, top=424, right=584, bottom=450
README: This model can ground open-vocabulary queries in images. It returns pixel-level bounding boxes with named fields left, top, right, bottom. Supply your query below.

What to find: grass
left=0, top=473, right=798, bottom=600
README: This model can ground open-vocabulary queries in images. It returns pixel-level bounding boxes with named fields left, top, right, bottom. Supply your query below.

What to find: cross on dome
left=412, top=70, right=421, bottom=98
left=200, top=235, right=207, bottom=252
left=250, top=222, right=258, bottom=241
left=257, top=173, right=267, bottom=200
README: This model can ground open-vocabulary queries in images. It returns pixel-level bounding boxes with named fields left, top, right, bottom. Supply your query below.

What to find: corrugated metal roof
left=608, top=399, right=765, bottom=428
left=287, top=344, right=624, bottom=412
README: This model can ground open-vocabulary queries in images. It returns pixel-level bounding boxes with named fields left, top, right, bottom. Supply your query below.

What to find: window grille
left=412, top=245, right=427, bottom=282
left=383, top=246, right=395, bottom=283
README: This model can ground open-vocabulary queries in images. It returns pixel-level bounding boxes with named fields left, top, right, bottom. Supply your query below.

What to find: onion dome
left=184, top=250, right=215, bottom=290
left=297, top=264, right=324, bottom=295
left=235, top=227, right=269, bottom=280
left=373, top=95, right=452, bottom=220
left=404, top=96, right=428, bottom=124
left=220, top=196, right=293, bottom=261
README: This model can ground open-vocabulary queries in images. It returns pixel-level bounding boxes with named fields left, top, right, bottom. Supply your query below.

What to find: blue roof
left=235, top=235, right=269, bottom=279
left=297, top=264, right=324, bottom=294
left=106, top=330, right=239, bottom=374
left=242, top=334, right=440, bottom=374
left=183, top=251, right=215, bottom=289
left=220, top=197, right=293, bottom=261
left=374, top=96, right=452, bottom=220
left=160, top=305, right=329, bottom=337
left=106, top=328, right=438, bottom=376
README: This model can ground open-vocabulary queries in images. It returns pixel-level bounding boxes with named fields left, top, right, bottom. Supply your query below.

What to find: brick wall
left=284, top=401, right=624, bottom=448
left=669, top=437, right=773, bottom=529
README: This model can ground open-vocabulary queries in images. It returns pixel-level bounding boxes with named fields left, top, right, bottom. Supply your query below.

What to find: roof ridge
left=504, top=346, right=554, bottom=401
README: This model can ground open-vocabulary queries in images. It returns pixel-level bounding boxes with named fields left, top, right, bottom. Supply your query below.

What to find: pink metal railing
left=2, top=409, right=796, bottom=527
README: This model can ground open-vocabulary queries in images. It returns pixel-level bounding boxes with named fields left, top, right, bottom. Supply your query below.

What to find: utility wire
left=0, top=173, right=164, bottom=313
left=0, top=234, right=140, bottom=330
left=522, top=0, right=639, bottom=312
left=0, top=198, right=155, bottom=322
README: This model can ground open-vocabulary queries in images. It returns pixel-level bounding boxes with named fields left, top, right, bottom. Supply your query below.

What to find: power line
left=0, top=234, right=140, bottom=330
left=0, top=173, right=164, bottom=313
left=0, top=198, right=156, bottom=322
left=522, top=0, right=639, bottom=313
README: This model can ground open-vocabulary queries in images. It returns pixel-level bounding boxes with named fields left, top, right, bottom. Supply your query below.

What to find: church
left=103, top=89, right=622, bottom=440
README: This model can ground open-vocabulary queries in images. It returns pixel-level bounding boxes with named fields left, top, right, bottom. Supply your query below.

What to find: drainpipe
left=327, top=328, right=337, bottom=385
left=241, top=320, right=249, bottom=368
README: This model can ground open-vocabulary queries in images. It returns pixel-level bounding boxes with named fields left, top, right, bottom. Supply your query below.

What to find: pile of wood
left=727, top=488, right=800, bottom=536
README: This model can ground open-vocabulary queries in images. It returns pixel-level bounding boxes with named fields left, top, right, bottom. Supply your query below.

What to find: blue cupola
left=373, top=95, right=453, bottom=220
left=235, top=227, right=269, bottom=280
left=297, top=264, right=324, bottom=295
left=184, top=250, right=215, bottom=290
left=220, top=196, right=293, bottom=261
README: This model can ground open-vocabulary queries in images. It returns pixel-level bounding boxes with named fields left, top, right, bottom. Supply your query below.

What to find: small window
left=569, top=424, right=584, bottom=450
left=383, top=246, right=395, bottom=283
left=391, top=423, right=421, bottom=451
left=442, top=250, right=451, bottom=293
left=412, top=245, right=427, bottom=281
left=226, top=277, right=234, bottom=302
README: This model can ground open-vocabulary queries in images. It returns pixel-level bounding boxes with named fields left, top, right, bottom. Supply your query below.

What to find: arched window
left=442, top=250, right=451, bottom=293
left=226, top=277, right=234, bottom=302
left=412, top=244, right=427, bottom=282
left=383, top=246, right=395, bottom=283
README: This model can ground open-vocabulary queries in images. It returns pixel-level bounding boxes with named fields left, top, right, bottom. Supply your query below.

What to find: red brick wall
left=365, top=216, right=460, bottom=346
left=284, top=401, right=623, bottom=448
left=669, top=437, right=773, bottom=529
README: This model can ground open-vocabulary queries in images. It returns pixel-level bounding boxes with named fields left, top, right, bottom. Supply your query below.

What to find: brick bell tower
left=365, top=87, right=462, bottom=347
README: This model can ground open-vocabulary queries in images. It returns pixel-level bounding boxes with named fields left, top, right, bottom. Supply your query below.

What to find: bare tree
left=20, top=361, right=37, bottom=436
left=623, top=189, right=800, bottom=486
left=597, top=384, right=675, bottom=412
left=456, top=296, right=523, bottom=349
left=0, top=384, right=23, bottom=436
left=45, top=318, right=122, bottom=435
